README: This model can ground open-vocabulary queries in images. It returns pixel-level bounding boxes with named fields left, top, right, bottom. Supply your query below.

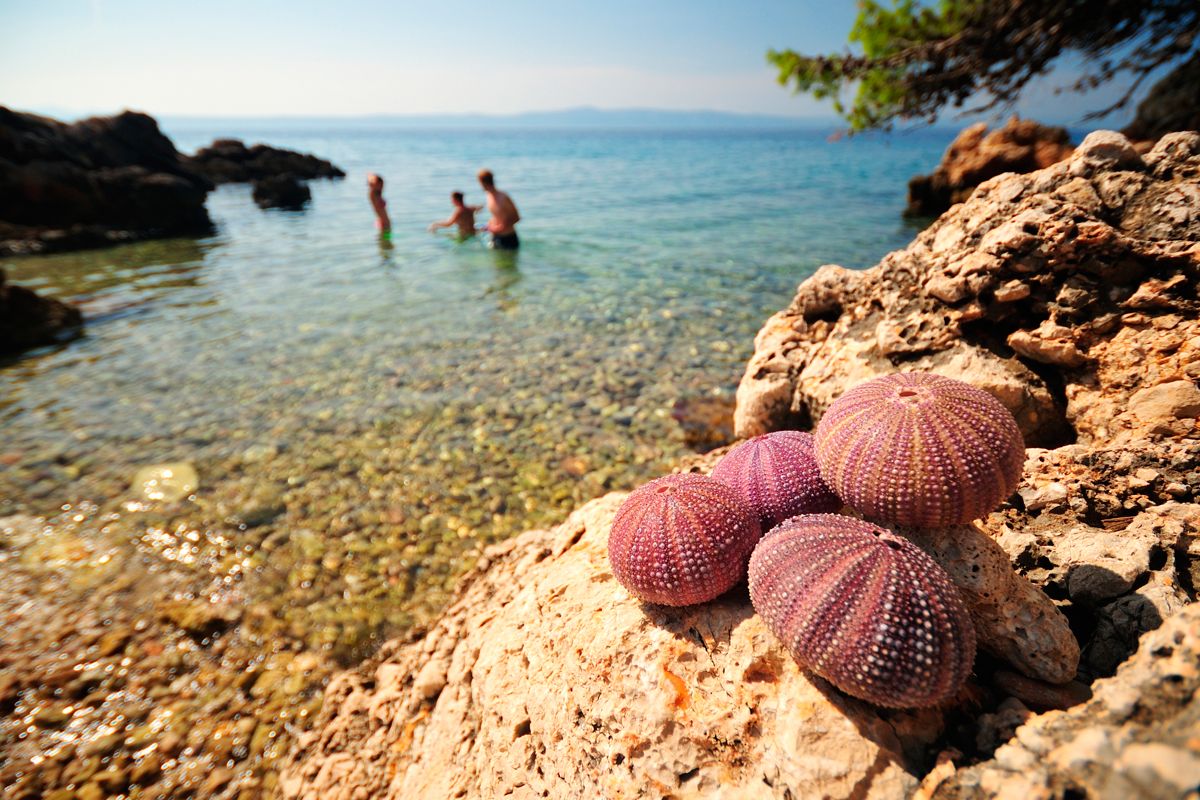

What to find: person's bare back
left=429, top=191, right=481, bottom=238
left=478, top=169, right=521, bottom=249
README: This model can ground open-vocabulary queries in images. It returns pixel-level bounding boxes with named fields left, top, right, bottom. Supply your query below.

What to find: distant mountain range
left=157, top=107, right=835, bottom=131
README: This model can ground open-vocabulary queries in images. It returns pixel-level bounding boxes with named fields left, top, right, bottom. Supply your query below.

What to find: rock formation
left=187, top=138, right=345, bottom=184
left=283, top=130, right=1198, bottom=799
left=1123, top=52, right=1200, bottom=146
left=906, top=117, right=1074, bottom=217
left=738, top=130, right=1198, bottom=450
left=0, top=107, right=213, bottom=256
left=0, top=268, right=83, bottom=354
left=252, top=174, right=312, bottom=211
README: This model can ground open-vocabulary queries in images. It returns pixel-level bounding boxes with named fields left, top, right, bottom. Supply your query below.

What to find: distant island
left=157, top=107, right=835, bottom=131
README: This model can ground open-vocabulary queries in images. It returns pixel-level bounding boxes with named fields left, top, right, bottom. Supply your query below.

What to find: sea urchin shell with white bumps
left=608, top=473, right=762, bottom=606
left=748, top=514, right=976, bottom=708
left=711, top=430, right=842, bottom=529
left=814, top=372, right=1024, bottom=528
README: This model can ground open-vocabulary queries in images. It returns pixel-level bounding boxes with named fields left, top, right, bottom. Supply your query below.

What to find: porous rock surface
left=279, top=491, right=945, bottom=800
left=905, top=117, right=1075, bottom=217
left=737, top=130, right=1199, bottom=448
left=924, top=602, right=1200, bottom=800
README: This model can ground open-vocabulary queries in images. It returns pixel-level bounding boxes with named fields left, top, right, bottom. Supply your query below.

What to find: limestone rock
left=903, top=524, right=1079, bottom=684
left=906, top=117, right=1074, bottom=217
left=929, top=603, right=1200, bottom=800
left=278, top=495, right=942, bottom=799
left=736, top=130, right=1200, bottom=450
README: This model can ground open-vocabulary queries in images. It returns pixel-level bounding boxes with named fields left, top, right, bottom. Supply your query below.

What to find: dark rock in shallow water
left=0, top=268, right=83, bottom=354
left=252, top=174, right=312, bottom=210
left=906, top=117, right=1074, bottom=217
left=0, top=107, right=214, bottom=256
left=189, top=138, right=345, bottom=184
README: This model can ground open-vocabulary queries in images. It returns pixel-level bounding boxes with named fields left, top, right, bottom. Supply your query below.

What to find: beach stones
left=748, top=514, right=976, bottom=708
left=608, top=473, right=761, bottom=606
left=711, top=430, right=841, bottom=528
left=814, top=372, right=1024, bottom=528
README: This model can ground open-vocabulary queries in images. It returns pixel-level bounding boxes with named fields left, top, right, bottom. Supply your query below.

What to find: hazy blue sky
left=1, top=0, right=1143, bottom=125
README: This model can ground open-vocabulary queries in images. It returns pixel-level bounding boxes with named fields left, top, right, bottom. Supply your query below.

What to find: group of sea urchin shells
left=607, top=371, right=1026, bottom=709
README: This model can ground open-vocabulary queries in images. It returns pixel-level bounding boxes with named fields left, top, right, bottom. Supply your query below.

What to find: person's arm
left=428, top=209, right=462, bottom=232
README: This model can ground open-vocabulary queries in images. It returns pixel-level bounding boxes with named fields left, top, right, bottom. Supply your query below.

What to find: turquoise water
left=3, top=126, right=941, bottom=481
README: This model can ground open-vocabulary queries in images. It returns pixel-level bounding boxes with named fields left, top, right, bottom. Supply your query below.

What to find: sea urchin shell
left=711, top=431, right=842, bottom=528
left=608, top=473, right=761, bottom=606
left=748, top=514, right=976, bottom=708
left=814, top=372, right=1024, bottom=528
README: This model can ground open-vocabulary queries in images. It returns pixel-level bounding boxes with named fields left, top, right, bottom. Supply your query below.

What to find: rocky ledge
left=280, top=131, right=1198, bottom=798
left=0, top=107, right=214, bottom=256
left=187, top=138, right=345, bottom=185
left=906, top=117, right=1074, bottom=218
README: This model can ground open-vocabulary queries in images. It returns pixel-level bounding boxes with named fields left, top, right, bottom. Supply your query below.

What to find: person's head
left=451, top=191, right=464, bottom=206
left=367, top=173, right=384, bottom=192
left=477, top=169, right=495, bottom=191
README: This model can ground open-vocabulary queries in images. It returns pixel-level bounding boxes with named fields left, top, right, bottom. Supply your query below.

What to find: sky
left=0, top=0, right=1147, bottom=126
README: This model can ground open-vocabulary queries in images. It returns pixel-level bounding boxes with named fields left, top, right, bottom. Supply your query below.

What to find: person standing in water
left=428, top=191, right=482, bottom=238
left=477, top=169, right=520, bottom=250
left=367, top=173, right=391, bottom=234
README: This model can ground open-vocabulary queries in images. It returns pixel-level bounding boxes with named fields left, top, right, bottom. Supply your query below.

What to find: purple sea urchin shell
left=711, top=431, right=842, bottom=528
left=814, top=372, right=1024, bottom=528
left=608, top=473, right=762, bottom=606
left=748, top=514, right=976, bottom=708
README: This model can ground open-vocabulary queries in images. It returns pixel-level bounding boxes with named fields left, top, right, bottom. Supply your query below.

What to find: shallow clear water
left=3, top=126, right=940, bottom=495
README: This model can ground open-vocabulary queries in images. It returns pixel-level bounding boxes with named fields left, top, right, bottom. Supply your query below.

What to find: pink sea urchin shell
left=711, top=431, right=842, bottom=528
left=748, top=514, right=976, bottom=708
left=608, top=473, right=762, bottom=606
left=814, top=372, right=1024, bottom=528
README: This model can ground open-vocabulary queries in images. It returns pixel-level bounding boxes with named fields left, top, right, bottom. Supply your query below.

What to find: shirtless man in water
left=477, top=169, right=520, bottom=250
left=428, top=191, right=481, bottom=238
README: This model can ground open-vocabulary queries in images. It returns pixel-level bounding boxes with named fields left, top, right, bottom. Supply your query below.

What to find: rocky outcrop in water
left=281, top=131, right=1199, bottom=799
left=906, top=117, right=1074, bottom=217
left=187, top=138, right=345, bottom=184
left=252, top=175, right=312, bottom=210
left=1123, top=52, right=1200, bottom=146
left=0, top=107, right=213, bottom=256
left=0, top=268, right=83, bottom=354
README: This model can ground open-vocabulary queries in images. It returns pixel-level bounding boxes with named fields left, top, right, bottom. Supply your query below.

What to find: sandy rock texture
left=278, top=492, right=946, bottom=800
left=925, top=603, right=1200, bottom=800
left=905, top=117, right=1074, bottom=217
left=737, top=130, right=1199, bottom=448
